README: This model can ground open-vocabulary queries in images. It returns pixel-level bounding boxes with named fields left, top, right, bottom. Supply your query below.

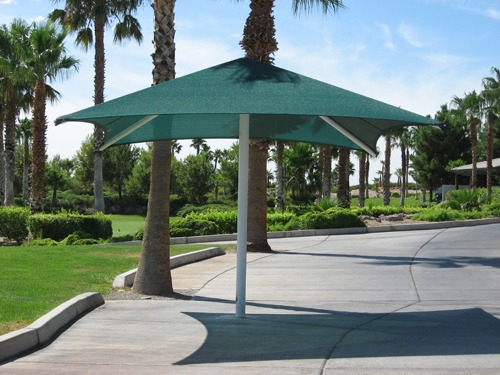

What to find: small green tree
left=46, top=155, right=72, bottom=208
left=177, top=154, right=213, bottom=205
left=103, top=144, right=140, bottom=201
left=125, top=146, right=151, bottom=198
left=218, top=143, right=239, bottom=200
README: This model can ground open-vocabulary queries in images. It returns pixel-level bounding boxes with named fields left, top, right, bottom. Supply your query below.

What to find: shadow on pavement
left=285, top=251, right=500, bottom=269
left=176, top=300, right=500, bottom=365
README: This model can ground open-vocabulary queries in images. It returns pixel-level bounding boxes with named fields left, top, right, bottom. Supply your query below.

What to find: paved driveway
left=2, top=224, right=500, bottom=374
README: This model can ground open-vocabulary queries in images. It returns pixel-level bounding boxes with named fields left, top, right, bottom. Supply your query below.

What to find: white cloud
left=0, top=0, right=17, bottom=4
left=485, top=8, right=500, bottom=20
left=398, top=23, right=424, bottom=48
left=377, top=23, right=396, bottom=50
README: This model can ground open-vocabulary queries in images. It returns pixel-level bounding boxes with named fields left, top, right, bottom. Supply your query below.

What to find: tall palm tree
left=391, top=127, right=411, bottom=206
left=50, top=0, right=144, bottom=213
left=382, top=132, right=391, bottom=206
left=16, top=117, right=32, bottom=202
left=0, top=98, right=4, bottom=201
left=355, top=150, right=367, bottom=207
left=27, top=21, right=79, bottom=212
left=190, top=138, right=208, bottom=155
left=337, top=147, right=350, bottom=208
left=275, top=140, right=286, bottom=212
left=0, top=20, right=31, bottom=206
left=321, top=145, right=333, bottom=199
left=482, top=67, right=500, bottom=200
left=451, top=91, right=482, bottom=191
left=133, top=0, right=175, bottom=296
left=240, top=0, right=345, bottom=252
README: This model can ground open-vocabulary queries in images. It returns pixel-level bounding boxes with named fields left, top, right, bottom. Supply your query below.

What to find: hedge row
left=0, top=207, right=30, bottom=243
left=28, top=212, right=113, bottom=241
left=0, top=208, right=113, bottom=243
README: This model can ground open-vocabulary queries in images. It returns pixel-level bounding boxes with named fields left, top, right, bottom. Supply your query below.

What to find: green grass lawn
left=111, top=214, right=146, bottom=236
left=0, top=243, right=234, bottom=336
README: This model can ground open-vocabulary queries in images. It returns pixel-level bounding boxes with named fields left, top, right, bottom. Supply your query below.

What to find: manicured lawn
left=0, top=243, right=233, bottom=336
left=111, top=214, right=145, bottom=236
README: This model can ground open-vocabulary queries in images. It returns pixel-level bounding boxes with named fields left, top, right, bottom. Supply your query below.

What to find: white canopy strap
left=99, top=115, right=158, bottom=151
left=320, top=116, right=376, bottom=156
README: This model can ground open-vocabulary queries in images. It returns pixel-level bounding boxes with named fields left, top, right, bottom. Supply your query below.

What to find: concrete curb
left=112, top=247, right=225, bottom=288
left=0, top=292, right=104, bottom=363
left=166, top=217, right=500, bottom=243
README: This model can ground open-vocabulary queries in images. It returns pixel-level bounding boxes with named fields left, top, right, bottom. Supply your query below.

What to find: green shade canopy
left=56, top=58, right=439, bottom=155
left=56, top=58, right=440, bottom=319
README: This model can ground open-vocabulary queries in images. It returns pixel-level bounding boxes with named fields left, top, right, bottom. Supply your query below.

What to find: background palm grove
left=0, top=1, right=499, bottom=222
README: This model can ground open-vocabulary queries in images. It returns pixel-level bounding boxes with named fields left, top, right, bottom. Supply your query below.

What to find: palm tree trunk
left=22, top=137, right=30, bottom=202
left=337, top=147, right=349, bottom=208
left=400, top=144, right=406, bottom=206
left=0, top=109, right=5, bottom=202
left=93, top=17, right=106, bottom=213
left=30, top=79, right=47, bottom=213
left=240, top=0, right=277, bottom=253
left=365, top=157, right=370, bottom=200
left=247, top=139, right=272, bottom=252
left=486, top=113, right=494, bottom=200
left=133, top=0, right=175, bottom=295
left=383, top=133, right=391, bottom=206
left=275, top=140, right=285, bottom=212
left=322, top=145, right=332, bottom=198
left=358, top=152, right=366, bottom=207
left=3, top=82, right=16, bottom=206
left=469, top=115, right=478, bottom=192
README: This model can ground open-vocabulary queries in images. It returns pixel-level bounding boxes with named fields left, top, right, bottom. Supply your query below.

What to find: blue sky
left=1, top=0, right=499, bottom=183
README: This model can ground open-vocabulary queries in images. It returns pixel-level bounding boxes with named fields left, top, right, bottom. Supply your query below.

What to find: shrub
left=297, top=209, right=365, bottom=230
left=61, top=231, right=100, bottom=245
left=353, top=206, right=422, bottom=218
left=170, top=218, right=219, bottom=237
left=25, top=238, right=59, bottom=246
left=0, top=207, right=30, bottom=244
left=412, top=208, right=484, bottom=222
left=28, top=212, right=113, bottom=241
left=484, top=203, right=500, bottom=217
left=267, top=212, right=296, bottom=228
left=317, top=197, right=338, bottom=211
left=186, top=210, right=237, bottom=234
left=446, top=189, right=480, bottom=211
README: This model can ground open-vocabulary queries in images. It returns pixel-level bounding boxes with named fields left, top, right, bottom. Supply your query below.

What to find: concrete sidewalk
left=1, top=224, right=500, bottom=374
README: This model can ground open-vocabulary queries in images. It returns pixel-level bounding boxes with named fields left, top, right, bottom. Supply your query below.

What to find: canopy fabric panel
left=56, top=58, right=439, bottom=154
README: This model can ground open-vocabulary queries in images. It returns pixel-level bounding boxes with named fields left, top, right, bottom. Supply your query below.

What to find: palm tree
left=356, top=150, right=367, bottom=207
left=451, top=91, right=483, bottom=191
left=392, top=127, right=411, bottom=206
left=482, top=67, right=500, bottom=200
left=240, top=0, right=345, bottom=252
left=50, top=0, right=144, bottom=213
left=133, top=0, right=175, bottom=296
left=321, top=145, right=333, bottom=199
left=275, top=140, right=286, bottom=211
left=0, top=20, right=31, bottom=206
left=190, top=138, right=208, bottom=155
left=382, top=132, right=392, bottom=205
left=337, top=147, right=350, bottom=208
left=171, top=139, right=182, bottom=154
left=27, top=21, right=79, bottom=213
left=16, top=117, right=32, bottom=202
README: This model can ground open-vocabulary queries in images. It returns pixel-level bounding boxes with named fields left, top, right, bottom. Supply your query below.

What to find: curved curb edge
left=0, top=292, right=104, bottom=363
left=112, top=246, right=225, bottom=288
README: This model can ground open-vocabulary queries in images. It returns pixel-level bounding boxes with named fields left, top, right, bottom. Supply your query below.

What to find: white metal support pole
left=236, top=114, right=250, bottom=318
